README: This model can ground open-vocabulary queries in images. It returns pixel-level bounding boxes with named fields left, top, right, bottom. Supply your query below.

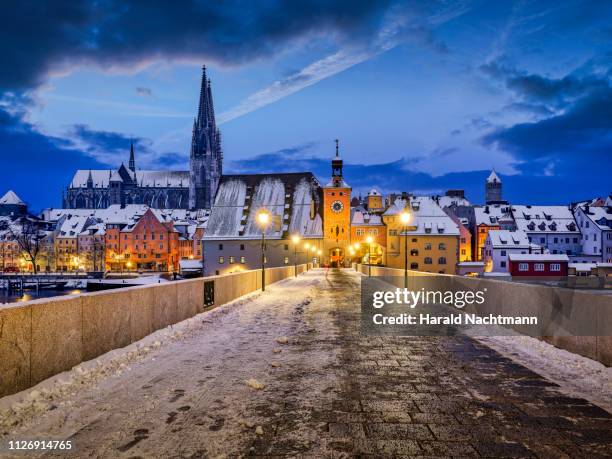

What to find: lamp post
left=316, top=249, right=322, bottom=267
left=366, top=236, right=373, bottom=277
left=400, top=211, right=411, bottom=288
left=257, top=209, right=271, bottom=291
left=304, top=243, right=310, bottom=268
left=291, top=234, right=300, bottom=276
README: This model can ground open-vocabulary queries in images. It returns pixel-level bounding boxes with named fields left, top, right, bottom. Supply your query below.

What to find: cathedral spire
left=128, top=140, right=136, bottom=172
left=87, top=170, right=93, bottom=188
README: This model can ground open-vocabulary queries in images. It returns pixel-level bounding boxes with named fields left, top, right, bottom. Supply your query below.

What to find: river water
left=0, top=289, right=84, bottom=304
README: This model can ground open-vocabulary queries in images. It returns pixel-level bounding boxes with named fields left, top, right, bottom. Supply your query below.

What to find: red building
left=508, top=254, right=569, bottom=278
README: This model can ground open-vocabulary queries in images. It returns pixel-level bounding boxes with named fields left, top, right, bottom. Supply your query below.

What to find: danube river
left=0, top=289, right=84, bottom=304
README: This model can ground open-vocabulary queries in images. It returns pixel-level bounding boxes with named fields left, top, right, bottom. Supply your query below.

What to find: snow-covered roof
left=569, top=263, right=597, bottom=272
left=70, top=169, right=189, bottom=188
left=486, top=230, right=531, bottom=248
left=437, top=195, right=471, bottom=208
left=324, top=178, right=351, bottom=188
left=512, top=205, right=579, bottom=234
left=367, top=188, right=381, bottom=196
left=575, top=205, right=612, bottom=230
left=0, top=190, right=25, bottom=206
left=474, top=204, right=512, bottom=226
left=179, top=259, right=202, bottom=270
left=508, top=254, right=569, bottom=262
left=204, top=173, right=322, bottom=240
left=385, top=196, right=460, bottom=236
left=351, top=209, right=383, bottom=226
left=487, top=169, right=501, bottom=183
left=56, top=215, right=93, bottom=238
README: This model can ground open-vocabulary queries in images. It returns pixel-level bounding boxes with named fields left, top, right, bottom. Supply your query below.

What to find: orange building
left=350, top=209, right=386, bottom=265
left=322, top=141, right=351, bottom=267
left=105, top=208, right=180, bottom=272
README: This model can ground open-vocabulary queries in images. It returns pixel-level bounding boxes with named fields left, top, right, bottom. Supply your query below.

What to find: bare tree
left=8, top=216, right=46, bottom=274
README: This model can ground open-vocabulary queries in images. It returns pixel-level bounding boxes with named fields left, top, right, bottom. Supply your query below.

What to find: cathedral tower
left=323, top=139, right=351, bottom=267
left=189, top=66, right=223, bottom=210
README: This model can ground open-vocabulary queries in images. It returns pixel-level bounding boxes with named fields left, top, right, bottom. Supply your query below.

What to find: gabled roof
left=0, top=190, right=25, bottom=205
left=486, top=230, right=531, bottom=248
left=487, top=169, right=501, bottom=183
left=575, top=204, right=612, bottom=230
left=512, top=205, right=579, bottom=234
left=70, top=169, right=189, bottom=188
left=204, top=173, right=322, bottom=240
left=385, top=197, right=460, bottom=236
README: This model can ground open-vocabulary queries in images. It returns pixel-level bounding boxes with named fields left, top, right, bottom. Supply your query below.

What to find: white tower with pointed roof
left=485, top=169, right=502, bottom=204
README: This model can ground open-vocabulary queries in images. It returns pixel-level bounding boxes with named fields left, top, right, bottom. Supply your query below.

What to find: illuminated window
left=534, top=263, right=545, bottom=271
left=218, top=256, right=224, bottom=264
left=518, top=263, right=529, bottom=271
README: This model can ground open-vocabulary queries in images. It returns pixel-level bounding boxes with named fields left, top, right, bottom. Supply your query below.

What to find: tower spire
left=128, top=140, right=136, bottom=172
left=335, top=138, right=339, bottom=157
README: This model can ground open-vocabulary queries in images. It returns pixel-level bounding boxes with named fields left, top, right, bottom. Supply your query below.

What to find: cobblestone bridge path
left=3, top=269, right=611, bottom=458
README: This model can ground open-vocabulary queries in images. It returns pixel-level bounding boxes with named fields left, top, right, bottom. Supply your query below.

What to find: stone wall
left=0, top=264, right=309, bottom=398
left=355, top=264, right=612, bottom=367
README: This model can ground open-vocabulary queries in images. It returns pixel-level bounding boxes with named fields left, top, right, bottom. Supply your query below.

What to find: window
left=550, top=263, right=561, bottom=271
left=218, top=244, right=223, bottom=250
left=410, top=262, right=419, bottom=269
left=424, top=243, right=431, bottom=250
left=553, top=237, right=558, bottom=243
left=412, top=238, right=417, bottom=243
left=240, top=244, right=245, bottom=250
left=284, top=257, right=289, bottom=264
left=368, top=229, right=378, bottom=235
left=389, top=230, right=397, bottom=236
left=534, top=263, right=545, bottom=271
left=160, top=234, right=164, bottom=240
left=438, top=243, right=446, bottom=250
left=518, top=263, right=529, bottom=271
left=501, top=250, right=506, bottom=256
left=501, top=261, right=506, bottom=268
left=540, top=237, right=545, bottom=243
left=240, top=256, right=246, bottom=264
left=573, top=238, right=578, bottom=243
left=438, top=257, right=446, bottom=264
left=461, top=249, right=466, bottom=255
left=410, top=249, right=419, bottom=256
left=424, top=257, right=432, bottom=264
left=218, top=256, right=224, bottom=264
left=356, top=228, right=365, bottom=236
left=284, top=244, right=289, bottom=250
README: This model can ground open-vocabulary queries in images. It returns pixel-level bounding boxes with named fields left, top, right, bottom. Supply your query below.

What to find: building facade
left=508, top=254, right=569, bottom=279
left=573, top=203, right=612, bottom=263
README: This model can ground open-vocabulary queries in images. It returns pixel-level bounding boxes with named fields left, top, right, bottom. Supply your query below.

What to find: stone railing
left=354, top=264, right=612, bottom=367
left=0, top=264, right=312, bottom=398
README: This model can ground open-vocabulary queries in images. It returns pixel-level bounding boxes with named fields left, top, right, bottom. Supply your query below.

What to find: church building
left=64, top=66, right=222, bottom=210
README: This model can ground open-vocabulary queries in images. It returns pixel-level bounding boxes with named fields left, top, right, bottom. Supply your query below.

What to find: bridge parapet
left=0, top=264, right=312, bottom=398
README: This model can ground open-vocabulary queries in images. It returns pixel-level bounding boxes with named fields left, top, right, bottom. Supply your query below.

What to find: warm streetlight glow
left=257, top=209, right=271, bottom=226
left=353, top=243, right=360, bottom=250
left=317, top=250, right=322, bottom=255
left=291, top=234, right=301, bottom=244
left=304, top=243, right=310, bottom=250
left=189, top=255, right=194, bottom=259
left=349, top=248, right=355, bottom=255
left=366, top=236, right=373, bottom=244
left=400, top=211, right=411, bottom=225
left=126, top=261, right=133, bottom=268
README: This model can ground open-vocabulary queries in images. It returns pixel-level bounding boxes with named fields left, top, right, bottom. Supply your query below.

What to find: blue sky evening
left=1, top=0, right=611, bottom=210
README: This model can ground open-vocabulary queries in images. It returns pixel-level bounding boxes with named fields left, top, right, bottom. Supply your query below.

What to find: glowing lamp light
left=304, top=243, right=310, bottom=250
left=400, top=211, right=411, bottom=225
left=291, top=234, right=301, bottom=244
left=317, top=250, right=322, bottom=255
left=257, top=210, right=271, bottom=226
left=366, top=236, right=373, bottom=244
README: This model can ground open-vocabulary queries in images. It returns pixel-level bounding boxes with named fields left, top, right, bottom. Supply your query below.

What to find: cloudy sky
left=1, top=0, right=611, bottom=210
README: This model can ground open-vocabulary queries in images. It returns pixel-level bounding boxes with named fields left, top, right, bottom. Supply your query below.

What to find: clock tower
left=323, top=140, right=351, bottom=267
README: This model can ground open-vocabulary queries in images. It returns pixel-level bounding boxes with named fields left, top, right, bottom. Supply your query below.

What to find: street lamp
left=257, top=209, right=271, bottom=291
left=304, top=243, right=310, bottom=267
left=366, top=236, right=373, bottom=277
left=400, top=211, right=411, bottom=288
left=316, top=249, right=322, bottom=266
left=291, top=234, right=301, bottom=276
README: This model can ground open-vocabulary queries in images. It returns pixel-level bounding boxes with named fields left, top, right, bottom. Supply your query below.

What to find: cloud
left=219, top=1, right=469, bottom=123
left=227, top=144, right=610, bottom=205
left=1, top=0, right=401, bottom=93
left=67, top=124, right=186, bottom=169
left=135, top=87, right=153, bottom=97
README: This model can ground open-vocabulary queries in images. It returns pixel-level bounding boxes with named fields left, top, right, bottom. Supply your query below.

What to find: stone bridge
left=0, top=268, right=611, bottom=458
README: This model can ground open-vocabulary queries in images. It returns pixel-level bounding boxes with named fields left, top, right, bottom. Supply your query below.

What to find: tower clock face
left=331, top=200, right=344, bottom=213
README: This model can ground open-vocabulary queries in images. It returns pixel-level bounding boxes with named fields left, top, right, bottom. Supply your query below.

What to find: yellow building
left=322, top=141, right=352, bottom=267
left=383, top=196, right=460, bottom=274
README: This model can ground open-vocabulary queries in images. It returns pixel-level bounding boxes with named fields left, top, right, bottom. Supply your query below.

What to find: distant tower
left=128, top=141, right=136, bottom=173
left=189, top=66, right=223, bottom=210
left=485, top=169, right=502, bottom=204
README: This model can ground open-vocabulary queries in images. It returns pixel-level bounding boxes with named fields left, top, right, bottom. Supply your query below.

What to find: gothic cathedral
left=322, top=140, right=351, bottom=267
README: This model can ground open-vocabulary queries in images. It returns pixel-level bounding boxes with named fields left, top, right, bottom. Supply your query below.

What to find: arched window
left=438, top=243, right=446, bottom=250
left=410, top=262, right=419, bottom=269
left=411, top=238, right=418, bottom=243
left=425, top=243, right=432, bottom=250
left=410, top=249, right=419, bottom=256
left=438, top=257, right=447, bottom=264
left=424, top=257, right=432, bottom=264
